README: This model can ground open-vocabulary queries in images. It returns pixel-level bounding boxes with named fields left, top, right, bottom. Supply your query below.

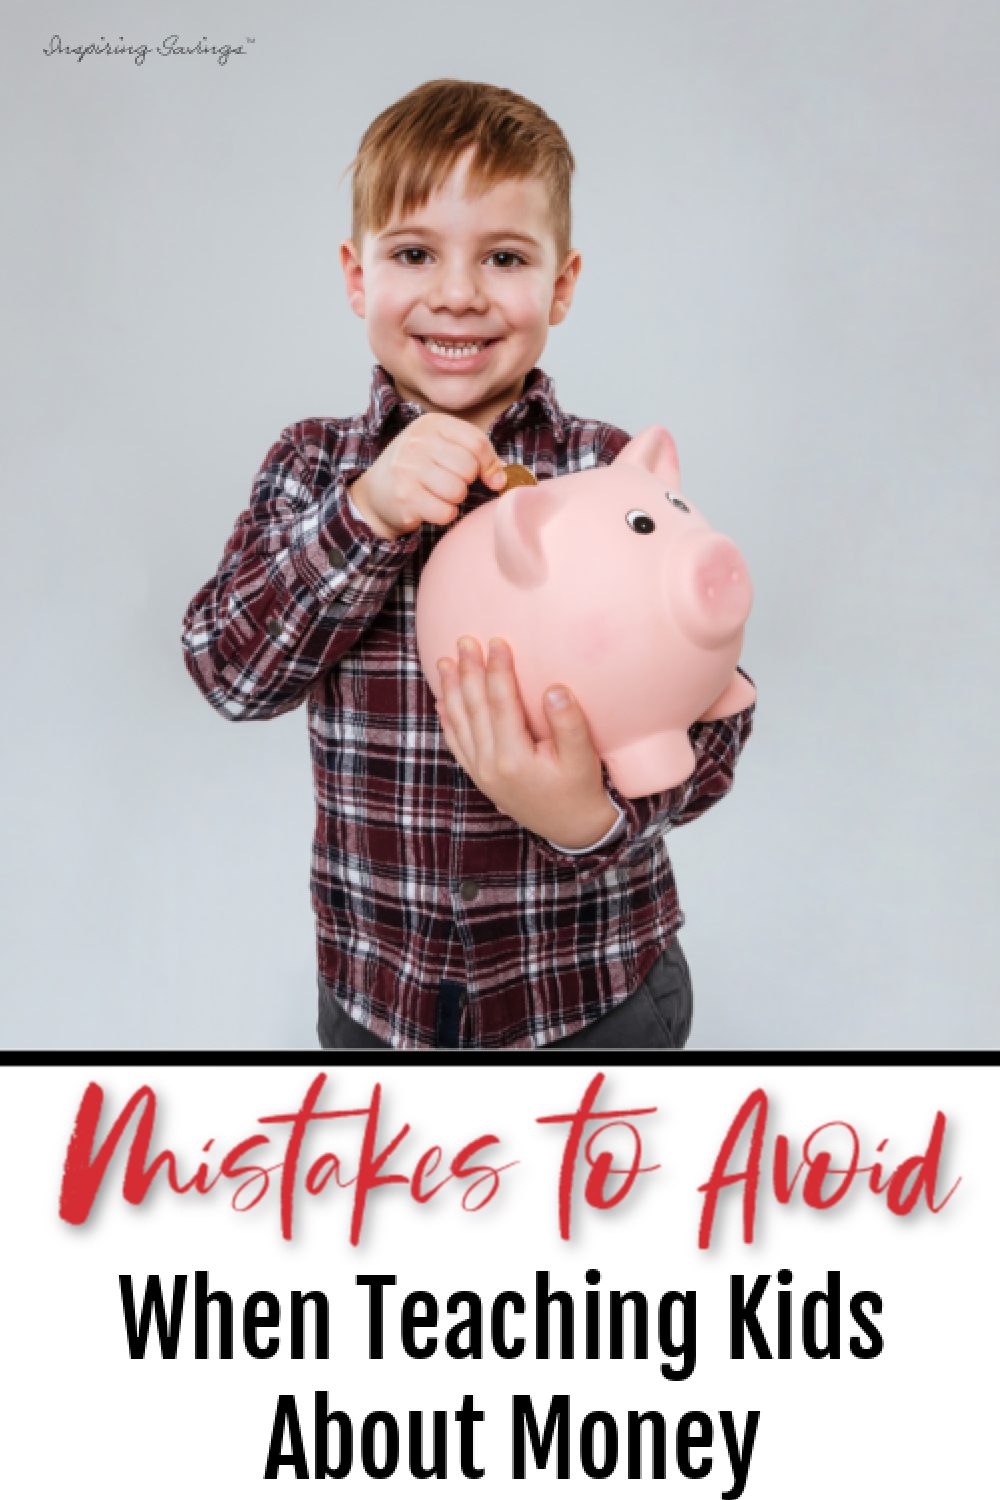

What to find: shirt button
left=459, top=878, right=479, bottom=901
left=265, top=619, right=282, bottom=641
left=326, top=546, right=347, bottom=570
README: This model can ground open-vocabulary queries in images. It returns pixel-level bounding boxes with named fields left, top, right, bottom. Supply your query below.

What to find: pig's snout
left=668, top=535, right=753, bottom=649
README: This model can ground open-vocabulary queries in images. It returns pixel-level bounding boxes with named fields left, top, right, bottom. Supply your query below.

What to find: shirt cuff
left=546, top=806, right=627, bottom=854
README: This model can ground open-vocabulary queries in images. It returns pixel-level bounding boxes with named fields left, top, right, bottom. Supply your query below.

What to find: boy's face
left=340, top=148, right=581, bottom=433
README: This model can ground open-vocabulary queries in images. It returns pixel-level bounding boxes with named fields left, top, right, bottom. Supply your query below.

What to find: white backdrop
left=2, top=0, right=998, bottom=1045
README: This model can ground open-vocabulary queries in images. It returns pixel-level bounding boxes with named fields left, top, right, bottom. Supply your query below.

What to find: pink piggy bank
left=414, top=426, right=755, bottom=797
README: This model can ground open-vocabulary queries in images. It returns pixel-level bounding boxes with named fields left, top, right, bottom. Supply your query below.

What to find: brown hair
left=343, top=79, right=575, bottom=262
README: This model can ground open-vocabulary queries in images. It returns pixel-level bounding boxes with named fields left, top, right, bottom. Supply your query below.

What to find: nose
left=666, top=534, right=753, bottom=649
left=428, top=257, right=489, bottom=314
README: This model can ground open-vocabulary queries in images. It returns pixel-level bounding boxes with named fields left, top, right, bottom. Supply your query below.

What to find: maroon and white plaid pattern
left=182, top=364, right=755, bottom=1047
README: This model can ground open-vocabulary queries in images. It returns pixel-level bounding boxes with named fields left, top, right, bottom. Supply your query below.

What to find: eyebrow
left=378, top=226, right=543, bottom=249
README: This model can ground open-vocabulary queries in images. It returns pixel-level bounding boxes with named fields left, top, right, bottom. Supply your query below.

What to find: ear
left=614, top=426, right=681, bottom=487
left=339, top=239, right=365, bottom=319
left=548, top=249, right=582, bottom=327
left=494, top=482, right=568, bottom=587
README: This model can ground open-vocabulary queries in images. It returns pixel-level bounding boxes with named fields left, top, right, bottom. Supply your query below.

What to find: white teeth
left=423, top=338, right=490, bottom=359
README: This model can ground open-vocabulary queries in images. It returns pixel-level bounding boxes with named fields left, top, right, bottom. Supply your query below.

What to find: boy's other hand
left=434, top=636, right=620, bottom=848
left=347, top=413, right=506, bottom=541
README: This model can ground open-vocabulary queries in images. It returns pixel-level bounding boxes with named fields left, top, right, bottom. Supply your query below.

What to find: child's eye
left=391, top=247, right=526, bottom=270
left=393, top=247, right=431, bottom=266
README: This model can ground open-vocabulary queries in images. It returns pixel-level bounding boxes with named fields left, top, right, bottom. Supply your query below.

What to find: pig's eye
left=626, top=509, right=656, bottom=534
left=665, top=491, right=690, bottom=512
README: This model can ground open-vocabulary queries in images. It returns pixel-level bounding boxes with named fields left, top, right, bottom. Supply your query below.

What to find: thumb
left=543, top=685, right=596, bottom=756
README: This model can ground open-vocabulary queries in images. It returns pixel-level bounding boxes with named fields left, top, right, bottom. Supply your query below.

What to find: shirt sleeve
left=546, top=805, right=627, bottom=854
left=181, top=429, right=419, bottom=721
left=527, top=671, right=756, bottom=880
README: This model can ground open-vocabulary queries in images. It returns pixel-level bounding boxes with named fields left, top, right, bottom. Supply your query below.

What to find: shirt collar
left=363, top=362, right=567, bottom=444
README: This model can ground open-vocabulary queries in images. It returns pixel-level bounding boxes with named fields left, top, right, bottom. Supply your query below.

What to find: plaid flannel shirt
left=181, top=363, right=755, bottom=1048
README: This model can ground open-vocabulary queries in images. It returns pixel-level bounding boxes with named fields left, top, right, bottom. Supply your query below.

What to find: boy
left=181, top=79, right=755, bottom=1050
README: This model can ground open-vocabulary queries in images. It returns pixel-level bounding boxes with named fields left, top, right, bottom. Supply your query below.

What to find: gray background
left=3, top=0, right=997, bottom=1048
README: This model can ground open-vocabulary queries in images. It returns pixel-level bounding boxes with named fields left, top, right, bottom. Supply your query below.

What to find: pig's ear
left=494, top=483, right=567, bottom=587
left=615, top=426, right=681, bottom=487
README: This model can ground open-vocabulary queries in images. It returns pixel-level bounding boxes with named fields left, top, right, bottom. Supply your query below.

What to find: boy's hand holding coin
left=347, top=413, right=507, bottom=540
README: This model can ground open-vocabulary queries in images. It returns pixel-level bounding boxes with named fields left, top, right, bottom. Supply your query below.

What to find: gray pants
left=317, top=938, right=693, bottom=1051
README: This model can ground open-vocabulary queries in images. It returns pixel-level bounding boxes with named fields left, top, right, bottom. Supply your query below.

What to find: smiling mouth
left=416, top=336, right=500, bottom=359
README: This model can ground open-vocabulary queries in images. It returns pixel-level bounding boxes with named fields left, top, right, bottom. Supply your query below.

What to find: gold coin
left=501, top=463, right=538, bottom=491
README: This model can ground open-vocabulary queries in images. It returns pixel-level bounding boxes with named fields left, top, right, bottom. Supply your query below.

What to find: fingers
left=436, top=641, right=486, bottom=767
left=427, top=416, right=505, bottom=490
left=372, top=413, right=506, bottom=535
left=484, top=637, right=534, bottom=758
left=436, top=637, right=533, bottom=783
left=401, top=431, right=505, bottom=527
left=479, top=449, right=507, bottom=490
left=432, top=438, right=489, bottom=488
left=434, top=637, right=606, bottom=831
left=420, top=440, right=483, bottom=512
left=542, top=682, right=603, bottom=770
left=436, top=635, right=594, bottom=776
left=434, top=690, right=468, bottom=776
left=456, top=637, right=495, bottom=762
left=421, top=462, right=468, bottom=506
left=394, top=447, right=465, bottom=529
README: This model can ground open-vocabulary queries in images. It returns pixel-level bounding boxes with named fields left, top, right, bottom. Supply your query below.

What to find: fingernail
left=546, top=687, right=570, bottom=708
left=458, top=636, right=474, bottom=656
